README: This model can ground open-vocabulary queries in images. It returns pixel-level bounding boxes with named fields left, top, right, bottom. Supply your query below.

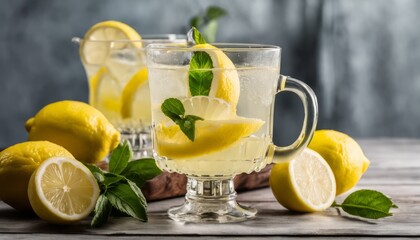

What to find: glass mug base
left=168, top=177, right=257, bottom=223
left=120, top=129, right=153, bottom=159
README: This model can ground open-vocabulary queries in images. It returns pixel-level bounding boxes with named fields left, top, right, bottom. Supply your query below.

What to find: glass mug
left=146, top=43, right=318, bottom=223
left=73, top=35, right=186, bottom=159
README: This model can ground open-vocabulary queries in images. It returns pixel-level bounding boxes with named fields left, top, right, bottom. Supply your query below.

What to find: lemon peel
left=270, top=148, right=336, bottom=212
left=0, top=141, right=74, bottom=211
left=308, top=130, right=370, bottom=195
left=25, top=100, right=120, bottom=163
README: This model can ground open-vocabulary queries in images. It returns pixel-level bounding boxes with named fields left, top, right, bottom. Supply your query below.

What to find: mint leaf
left=206, top=6, right=227, bottom=21
left=161, top=98, right=185, bottom=122
left=127, top=180, right=147, bottom=210
left=103, top=173, right=125, bottom=187
left=161, top=98, right=203, bottom=141
left=189, top=27, right=207, bottom=44
left=106, top=183, right=147, bottom=222
left=91, top=194, right=112, bottom=228
left=189, top=7, right=227, bottom=42
left=109, top=141, right=131, bottom=174
left=201, top=20, right=219, bottom=43
left=121, top=159, right=162, bottom=187
left=334, top=189, right=397, bottom=219
left=178, top=115, right=203, bottom=141
left=85, top=164, right=105, bottom=183
left=189, top=51, right=213, bottom=96
left=190, top=16, right=202, bottom=29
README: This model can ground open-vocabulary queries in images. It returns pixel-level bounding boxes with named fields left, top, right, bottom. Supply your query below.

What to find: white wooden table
left=1, top=139, right=419, bottom=239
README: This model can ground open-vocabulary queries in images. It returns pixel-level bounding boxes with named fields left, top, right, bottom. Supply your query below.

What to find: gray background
left=1, top=0, right=420, bottom=147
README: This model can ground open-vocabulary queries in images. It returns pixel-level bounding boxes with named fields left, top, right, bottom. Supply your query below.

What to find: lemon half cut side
left=270, top=148, right=336, bottom=212
left=28, top=157, right=100, bottom=224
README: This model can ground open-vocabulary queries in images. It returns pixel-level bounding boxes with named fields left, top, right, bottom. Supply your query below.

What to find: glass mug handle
left=271, top=75, right=318, bottom=163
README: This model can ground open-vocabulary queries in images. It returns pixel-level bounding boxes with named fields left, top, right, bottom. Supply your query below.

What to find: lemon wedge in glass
left=192, top=44, right=240, bottom=111
left=120, top=68, right=151, bottom=123
left=155, top=97, right=264, bottom=159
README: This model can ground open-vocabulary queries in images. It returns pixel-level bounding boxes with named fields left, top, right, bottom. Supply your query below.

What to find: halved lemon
left=28, top=157, right=100, bottom=224
left=156, top=107, right=263, bottom=161
left=120, top=68, right=151, bottom=123
left=192, top=44, right=240, bottom=111
left=269, top=148, right=336, bottom=212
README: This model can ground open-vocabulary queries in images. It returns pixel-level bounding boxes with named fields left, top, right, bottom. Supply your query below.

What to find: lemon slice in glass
left=270, top=148, right=336, bottom=212
left=192, top=44, right=240, bottom=111
left=120, top=68, right=151, bottom=123
left=28, top=157, right=100, bottom=224
left=156, top=117, right=264, bottom=159
left=89, top=67, right=121, bottom=120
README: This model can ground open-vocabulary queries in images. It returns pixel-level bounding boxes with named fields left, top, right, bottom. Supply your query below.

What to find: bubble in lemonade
left=149, top=37, right=279, bottom=177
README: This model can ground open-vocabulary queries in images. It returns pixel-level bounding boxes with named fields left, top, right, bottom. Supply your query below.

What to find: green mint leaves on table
left=161, top=98, right=203, bottom=141
left=85, top=141, right=162, bottom=228
left=332, top=189, right=398, bottom=219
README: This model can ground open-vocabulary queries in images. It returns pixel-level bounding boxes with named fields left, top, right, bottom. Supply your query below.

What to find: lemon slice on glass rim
left=80, top=20, right=142, bottom=65
left=28, top=157, right=100, bottom=224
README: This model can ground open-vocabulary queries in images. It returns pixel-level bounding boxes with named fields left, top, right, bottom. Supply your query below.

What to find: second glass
left=74, top=35, right=185, bottom=159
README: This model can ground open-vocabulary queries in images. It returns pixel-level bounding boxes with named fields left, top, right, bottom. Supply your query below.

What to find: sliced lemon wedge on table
left=28, top=157, right=100, bottom=224
left=269, top=148, right=336, bottom=212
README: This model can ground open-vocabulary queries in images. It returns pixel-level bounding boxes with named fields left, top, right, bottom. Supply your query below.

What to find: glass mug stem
left=270, top=75, right=318, bottom=163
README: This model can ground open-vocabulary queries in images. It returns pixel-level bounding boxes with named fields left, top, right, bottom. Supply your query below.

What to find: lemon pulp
left=28, top=157, right=99, bottom=224
left=270, top=148, right=336, bottom=212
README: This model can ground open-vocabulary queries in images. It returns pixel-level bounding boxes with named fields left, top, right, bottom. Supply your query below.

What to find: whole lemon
left=25, top=100, right=120, bottom=163
left=0, top=141, right=74, bottom=211
left=308, top=130, right=370, bottom=195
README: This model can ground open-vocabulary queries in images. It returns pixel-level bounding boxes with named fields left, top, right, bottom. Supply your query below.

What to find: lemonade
left=81, top=45, right=149, bottom=125
left=150, top=67, right=279, bottom=176
left=75, top=21, right=185, bottom=158
left=146, top=28, right=317, bottom=223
